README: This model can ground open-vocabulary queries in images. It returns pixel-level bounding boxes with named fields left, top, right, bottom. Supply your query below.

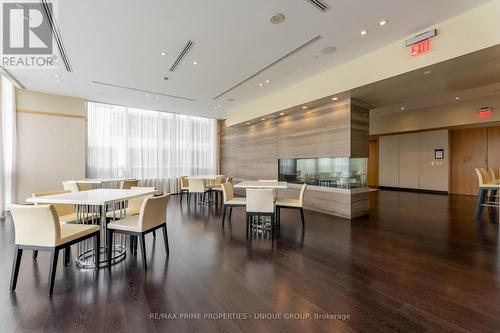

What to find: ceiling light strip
left=307, top=0, right=330, bottom=12
left=170, top=40, right=195, bottom=72
left=0, top=65, right=26, bottom=89
left=40, top=0, right=72, bottom=72
left=91, top=81, right=196, bottom=101
left=212, top=34, right=322, bottom=100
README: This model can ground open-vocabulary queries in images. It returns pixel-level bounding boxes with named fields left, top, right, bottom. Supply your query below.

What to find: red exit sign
left=410, top=39, right=431, bottom=56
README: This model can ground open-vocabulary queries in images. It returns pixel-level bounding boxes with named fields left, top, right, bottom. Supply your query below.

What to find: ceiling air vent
left=307, top=0, right=330, bottom=12
left=170, top=40, right=194, bottom=72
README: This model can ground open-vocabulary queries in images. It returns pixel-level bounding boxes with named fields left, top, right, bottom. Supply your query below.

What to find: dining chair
left=31, top=190, right=100, bottom=263
left=179, top=176, right=189, bottom=203
left=211, top=176, right=225, bottom=204
left=221, top=182, right=246, bottom=227
left=62, top=180, right=91, bottom=192
left=188, top=178, right=209, bottom=206
left=474, top=168, right=498, bottom=218
left=9, top=204, right=100, bottom=296
left=120, top=179, right=139, bottom=189
left=246, top=189, right=276, bottom=237
left=275, top=184, right=307, bottom=230
left=489, top=167, right=499, bottom=182
left=107, top=194, right=170, bottom=270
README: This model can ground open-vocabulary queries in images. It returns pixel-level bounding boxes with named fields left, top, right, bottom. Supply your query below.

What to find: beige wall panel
left=378, top=135, right=400, bottom=187
left=398, top=133, right=420, bottom=189
left=419, top=130, right=449, bottom=192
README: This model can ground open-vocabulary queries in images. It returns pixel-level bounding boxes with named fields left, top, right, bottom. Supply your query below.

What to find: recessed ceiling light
left=217, top=104, right=221, bottom=107
left=302, top=106, right=308, bottom=109
left=246, top=122, right=251, bottom=125
left=56, top=78, right=62, bottom=82
left=145, top=94, right=150, bottom=97
left=54, top=74, right=60, bottom=78
left=400, top=107, right=405, bottom=110
left=279, top=113, right=285, bottom=116
left=259, top=83, right=263, bottom=87
left=193, top=61, right=198, bottom=65
left=265, top=80, right=270, bottom=83
left=155, top=96, right=160, bottom=99
left=261, top=118, right=266, bottom=121
left=332, top=97, right=338, bottom=101
left=378, top=20, right=387, bottom=26
left=360, top=30, right=368, bottom=36
left=270, top=13, right=285, bottom=24
left=455, top=97, right=460, bottom=100
left=160, top=52, right=167, bottom=56
left=424, top=70, right=432, bottom=75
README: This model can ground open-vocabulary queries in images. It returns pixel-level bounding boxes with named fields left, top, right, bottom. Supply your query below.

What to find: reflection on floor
left=0, top=190, right=499, bottom=332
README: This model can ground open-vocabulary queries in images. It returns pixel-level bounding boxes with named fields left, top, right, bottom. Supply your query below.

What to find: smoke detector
left=270, top=13, right=285, bottom=24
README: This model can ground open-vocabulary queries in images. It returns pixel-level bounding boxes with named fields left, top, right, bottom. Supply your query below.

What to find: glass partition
left=278, top=157, right=367, bottom=189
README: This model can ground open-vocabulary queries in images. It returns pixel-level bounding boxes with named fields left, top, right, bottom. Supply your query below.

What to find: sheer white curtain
left=0, top=75, right=17, bottom=216
left=86, top=102, right=217, bottom=194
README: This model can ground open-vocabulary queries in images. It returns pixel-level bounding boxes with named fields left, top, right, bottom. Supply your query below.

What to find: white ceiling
left=10, top=0, right=492, bottom=118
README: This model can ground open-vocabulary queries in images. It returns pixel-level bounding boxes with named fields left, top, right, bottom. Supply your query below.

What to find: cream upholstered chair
left=276, top=184, right=307, bottom=230
left=179, top=176, right=189, bottom=203
left=475, top=168, right=498, bottom=218
left=489, top=167, right=499, bottom=182
left=62, top=181, right=91, bottom=192
left=188, top=178, right=209, bottom=205
left=32, top=190, right=99, bottom=263
left=221, top=182, right=246, bottom=227
left=106, top=186, right=155, bottom=218
left=107, top=194, right=170, bottom=270
left=210, top=176, right=225, bottom=204
left=246, top=189, right=276, bottom=237
left=120, top=179, right=139, bottom=189
left=9, top=204, right=100, bottom=296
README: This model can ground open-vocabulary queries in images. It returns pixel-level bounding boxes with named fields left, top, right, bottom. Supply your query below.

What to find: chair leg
left=179, top=192, right=183, bottom=203
left=229, top=207, right=233, bottom=221
left=162, top=225, right=170, bottom=254
left=221, top=205, right=227, bottom=227
left=475, top=189, right=487, bottom=218
left=95, top=233, right=100, bottom=269
left=10, top=245, right=23, bottom=292
left=139, top=234, right=147, bottom=270
left=48, top=249, right=59, bottom=296
left=32, top=250, right=38, bottom=261
left=153, top=230, right=156, bottom=238
left=107, top=229, right=113, bottom=268
left=63, top=246, right=71, bottom=266
left=300, top=208, right=305, bottom=230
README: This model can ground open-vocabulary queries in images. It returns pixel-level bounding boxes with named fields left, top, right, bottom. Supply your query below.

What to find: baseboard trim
left=378, top=186, right=448, bottom=195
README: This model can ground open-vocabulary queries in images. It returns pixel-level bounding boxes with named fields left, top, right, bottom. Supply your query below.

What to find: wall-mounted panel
left=419, top=130, right=449, bottom=191
left=378, top=135, right=400, bottom=187
left=398, top=133, right=420, bottom=189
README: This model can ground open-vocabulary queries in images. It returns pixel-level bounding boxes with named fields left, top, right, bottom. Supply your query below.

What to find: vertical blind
left=86, top=102, right=217, bottom=194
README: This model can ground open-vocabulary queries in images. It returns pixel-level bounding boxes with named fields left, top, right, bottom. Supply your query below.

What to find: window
left=86, top=102, right=217, bottom=193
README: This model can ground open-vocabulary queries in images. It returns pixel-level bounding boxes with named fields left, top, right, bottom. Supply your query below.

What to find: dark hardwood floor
left=1, top=190, right=500, bottom=332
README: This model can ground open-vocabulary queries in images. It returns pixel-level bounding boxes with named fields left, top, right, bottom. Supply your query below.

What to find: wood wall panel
left=450, top=128, right=487, bottom=195
left=277, top=104, right=351, bottom=158
left=367, top=137, right=378, bottom=187
left=487, top=127, right=500, bottom=168
left=350, top=104, right=370, bottom=157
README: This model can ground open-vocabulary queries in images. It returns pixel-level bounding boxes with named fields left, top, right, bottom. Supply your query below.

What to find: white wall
left=378, top=130, right=449, bottom=192
left=16, top=90, right=86, bottom=203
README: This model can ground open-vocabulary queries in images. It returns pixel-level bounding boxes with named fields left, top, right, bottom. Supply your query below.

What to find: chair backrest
left=62, top=180, right=79, bottom=192
left=10, top=204, right=61, bottom=246
left=475, top=168, right=490, bottom=186
left=138, top=194, right=169, bottom=231
left=489, top=167, right=499, bottom=181
left=214, top=176, right=223, bottom=186
left=225, top=177, right=233, bottom=183
left=32, top=190, right=74, bottom=217
left=128, top=186, right=156, bottom=212
left=62, top=180, right=91, bottom=192
left=120, top=179, right=139, bottom=189
left=246, top=189, right=274, bottom=213
left=298, top=183, right=307, bottom=205
left=188, top=178, right=205, bottom=193
left=221, top=182, right=234, bottom=203
left=258, top=179, right=277, bottom=182
left=180, top=176, right=189, bottom=188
